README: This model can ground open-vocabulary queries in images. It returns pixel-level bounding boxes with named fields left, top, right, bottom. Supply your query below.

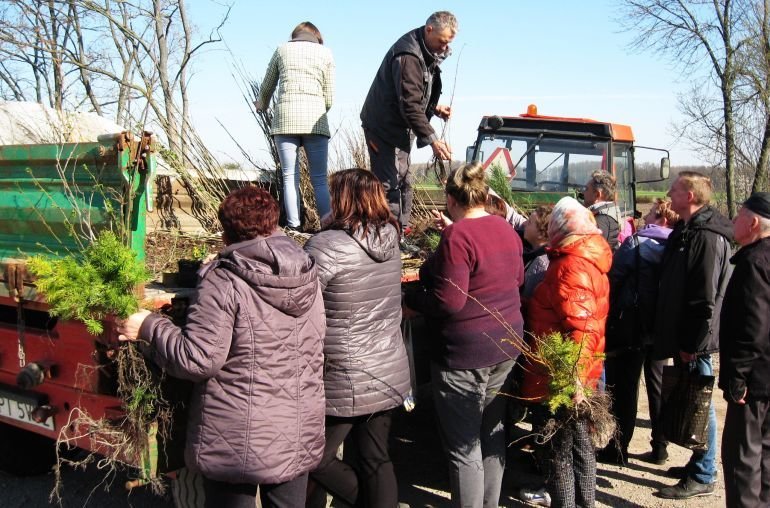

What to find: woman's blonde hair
left=445, top=162, right=488, bottom=208
left=651, top=197, right=680, bottom=225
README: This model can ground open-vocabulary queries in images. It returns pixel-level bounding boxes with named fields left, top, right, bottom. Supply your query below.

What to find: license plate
left=0, top=388, right=55, bottom=431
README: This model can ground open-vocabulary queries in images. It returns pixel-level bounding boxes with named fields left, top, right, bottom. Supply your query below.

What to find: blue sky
left=186, top=1, right=703, bottom=168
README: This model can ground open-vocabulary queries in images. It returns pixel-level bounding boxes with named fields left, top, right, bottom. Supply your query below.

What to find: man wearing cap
left=654, top=171, right=733, bottom=500
left=719, top=192, right=770, bottom=507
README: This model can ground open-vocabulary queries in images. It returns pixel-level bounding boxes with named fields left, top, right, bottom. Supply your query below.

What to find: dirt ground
left=389, top=366, right=726, bottom=507
left=0, top=373, right=727, bottom=508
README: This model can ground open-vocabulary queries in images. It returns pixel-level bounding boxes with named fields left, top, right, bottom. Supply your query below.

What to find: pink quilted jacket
left=140, top=231, right=326, bottom=484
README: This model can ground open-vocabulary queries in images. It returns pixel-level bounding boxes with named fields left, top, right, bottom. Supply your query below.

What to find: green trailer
left=0, top=132, right=162, bottom=477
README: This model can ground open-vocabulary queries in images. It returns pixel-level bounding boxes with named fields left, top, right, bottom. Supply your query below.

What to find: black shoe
left=656, top=477, right=714, bottom=499
left=399, top=239, right=420, bottom=257
left=642, top=444, right=668, bottom=465
left=597, top=447, right=627, bottom=466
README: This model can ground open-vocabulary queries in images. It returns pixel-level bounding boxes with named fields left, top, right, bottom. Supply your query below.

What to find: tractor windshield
left=477, top=134, right=609, bottom=191
left=475, top=134, right=633, bottom=215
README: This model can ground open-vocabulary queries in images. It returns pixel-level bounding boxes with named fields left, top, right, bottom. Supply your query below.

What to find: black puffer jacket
left=304, top=223, right=411, bottom=417
left=719, top=237, right=770, bottom=402
left=360, top=27, right=445, bottom=152
left=654, top=205, right=733, bottom=359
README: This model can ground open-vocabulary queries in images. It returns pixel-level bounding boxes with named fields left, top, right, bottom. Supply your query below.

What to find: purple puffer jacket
left=139, top=231, right=326, bottom=485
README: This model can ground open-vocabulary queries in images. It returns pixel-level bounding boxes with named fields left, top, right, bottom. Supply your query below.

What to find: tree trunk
left=724, top=89, right=737, bottom=216
left=153, top=0, right=180, bottom=157
left=752, top=0, right=770, bottom=193
left=69, top=2, right=101, bottom=115
left=46, top=0, right=63, bottom=110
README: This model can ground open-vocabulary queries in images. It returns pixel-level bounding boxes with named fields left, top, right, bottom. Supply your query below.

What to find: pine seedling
left=27, top=230, right=150, bottom=335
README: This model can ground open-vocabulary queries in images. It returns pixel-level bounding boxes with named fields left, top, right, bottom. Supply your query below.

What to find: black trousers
left=203, top=473, right=308, bottom=508
left=364, top=130, right=413, bottom=230
left=309, top=409, right=398, bottom=508
left=604, top=347, right=667, bottom=452
left=722, top=397, right=770, bottom=508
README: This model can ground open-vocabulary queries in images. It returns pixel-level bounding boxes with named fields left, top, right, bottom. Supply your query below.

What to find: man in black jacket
left=360, top=12, right=456, bottom=245
left=719, top=192, right=770, bottom=507
left=654, top=171, right=733, bottom=500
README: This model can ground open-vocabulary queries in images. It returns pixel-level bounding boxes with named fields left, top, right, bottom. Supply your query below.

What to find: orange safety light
left=527, top=104, right=538, bottom=116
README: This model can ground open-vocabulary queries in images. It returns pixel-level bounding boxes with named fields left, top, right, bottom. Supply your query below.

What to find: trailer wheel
left=170, top=467, right=205, bottom=508
left=0, top=422, right=57, bottom=476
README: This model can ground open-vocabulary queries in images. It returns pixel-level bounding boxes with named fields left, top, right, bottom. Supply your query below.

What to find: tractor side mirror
left=660, top=157, right=670, bottom=180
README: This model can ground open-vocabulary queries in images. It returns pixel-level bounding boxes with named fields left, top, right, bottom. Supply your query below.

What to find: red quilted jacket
left=520, top=234, right=612, bottom=403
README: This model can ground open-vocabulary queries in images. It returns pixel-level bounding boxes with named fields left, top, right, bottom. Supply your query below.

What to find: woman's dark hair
left=485, top=193, right=508, bottom=219
left=326, top=168, right=399, bottom=237
left=445, top=162, right=488, bottom=208
left=218, top=186, right=279, bottom=244
left=292, top=21, right=323, bottom=44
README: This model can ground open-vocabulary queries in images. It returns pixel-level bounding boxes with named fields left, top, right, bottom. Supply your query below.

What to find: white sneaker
left=518, top=487, right=551, bottom=507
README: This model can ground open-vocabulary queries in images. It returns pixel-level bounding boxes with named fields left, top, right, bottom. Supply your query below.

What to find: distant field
left=416, top=185, right=674, bottom=208
left=636, top=189, right=667, bottom=203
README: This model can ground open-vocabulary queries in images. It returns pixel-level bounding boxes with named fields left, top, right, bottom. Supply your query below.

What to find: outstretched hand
left=431, top=140, right=452, bottom=161
left=573, top=381, right=586, bottom=407
left=431, top=209, right=452, bottom=230
left=116, top=309, right=152, bottom=342
left=435, top=104, right=452, bottom=120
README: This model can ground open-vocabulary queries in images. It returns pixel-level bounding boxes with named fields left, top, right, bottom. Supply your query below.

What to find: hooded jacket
left=360, top=27, right=445, bottom=152
left=521, top=234, right=612, bottom=403
left=304, top=223, right=411, bottom=417
left=139, top=232, right=326, bottom=485
left=654, top=205, right=733, bottom=359
left=719, top=236, right=770, bottom=402
left=605, top=224, right=671, bottom=353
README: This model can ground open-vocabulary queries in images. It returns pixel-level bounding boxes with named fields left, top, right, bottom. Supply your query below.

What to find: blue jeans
left=275, top=134, right=331, bottom=228
left=684, top=355, right=718, bottom=484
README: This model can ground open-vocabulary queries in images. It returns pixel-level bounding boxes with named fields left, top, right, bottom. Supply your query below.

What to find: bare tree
left=620, top=0, right=751, bottom=216
left=0, top=0, right=230, bottom=166
left=738, top=0, right=770, bottom=191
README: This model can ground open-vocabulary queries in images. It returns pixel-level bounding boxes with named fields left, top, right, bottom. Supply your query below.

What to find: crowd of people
left=112, top=9, right=770, bottom=508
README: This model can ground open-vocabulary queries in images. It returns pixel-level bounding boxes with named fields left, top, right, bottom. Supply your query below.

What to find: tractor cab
left=466, top=105, right=670, bottom=214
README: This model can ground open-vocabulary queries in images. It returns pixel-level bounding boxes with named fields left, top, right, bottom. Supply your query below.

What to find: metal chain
left=16, top=298, right=26, bottom=367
